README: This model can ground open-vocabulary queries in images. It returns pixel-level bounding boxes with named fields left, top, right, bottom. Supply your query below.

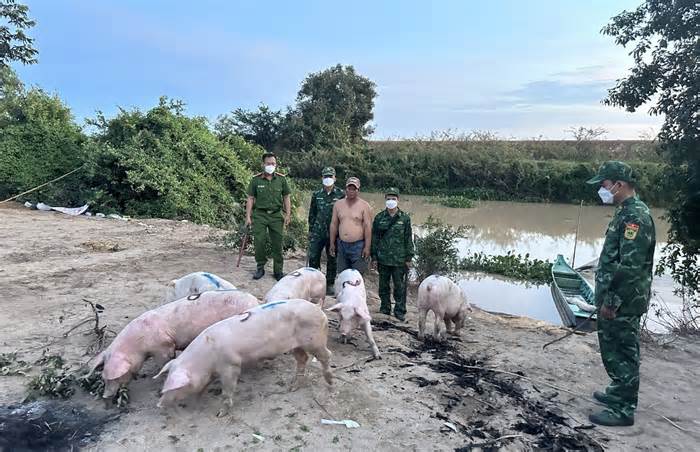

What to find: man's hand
left=362, top=246, right=370, bottom=259
left=245, top=216, right=252, bottom=227
left=599, top=305, right=617, bottom=320
left=329, top=243, right=336, bottom=257
left=371, top=260, right=378, bottom=271
left=284, top=215, right=291, bottom=228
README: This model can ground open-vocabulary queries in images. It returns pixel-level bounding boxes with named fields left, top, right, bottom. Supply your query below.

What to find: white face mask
left=264, top=164, right=276, bottom=174
left=385, top=199, right=398, bottom=209
left=598, top=186, right=614, bottom=204
left=322, top=177, right=334, bottom=187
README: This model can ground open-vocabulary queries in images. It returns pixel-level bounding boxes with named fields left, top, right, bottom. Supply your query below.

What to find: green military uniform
left=308, top=167, right=345, bottom=287
left=587, top=161, right=656, bottom=425
left=248, top=172, right=291, bottom=275
left=371, top=188, right=414, bottom=319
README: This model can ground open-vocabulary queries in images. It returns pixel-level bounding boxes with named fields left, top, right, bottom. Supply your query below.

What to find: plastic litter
left=95, top=213, right=106, bottom=218
left=442, top=422, right=458, bottom=433
left=252, top=434, right=264, bottom=442
left=23, top=201, right=33, bottom=208
left=35, top=202, right=88, bottom=215
left=321, top=419, right=360, bottom=429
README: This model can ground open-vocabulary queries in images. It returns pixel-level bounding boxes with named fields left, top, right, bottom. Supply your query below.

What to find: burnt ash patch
left=0, top=400, right=118, bottom=451
left=374, top=320, right=605, bottom=451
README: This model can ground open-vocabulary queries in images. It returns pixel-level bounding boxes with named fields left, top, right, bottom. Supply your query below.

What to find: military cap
left=586, top=161, right=635, bottom=185
left=346, top=177, right=361, bottom=188
left=322, top=167, right=336, bottom=176
left=385, top=187, right=400, bottom=197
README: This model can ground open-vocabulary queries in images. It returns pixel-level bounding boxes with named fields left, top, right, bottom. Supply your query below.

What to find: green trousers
left=378, top=264, right=406, bottom=316
left=597, top=314, right=642, bottom=418
left=252, top=210, right=284, bottom=274
left=308, top=235, right=336, bottom=286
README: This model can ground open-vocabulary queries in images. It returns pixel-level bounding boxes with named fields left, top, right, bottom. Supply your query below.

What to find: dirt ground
left=1, top=203, right=699, bottom=452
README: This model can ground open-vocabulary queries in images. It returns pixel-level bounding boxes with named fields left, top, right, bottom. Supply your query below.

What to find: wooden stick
left=543, top=311, right=596, bottom=350
left=0, top=165, right=84, bottom=204
left=571, top=200, right=583, bottom=267
left=661, top=415, right=689, bottom=432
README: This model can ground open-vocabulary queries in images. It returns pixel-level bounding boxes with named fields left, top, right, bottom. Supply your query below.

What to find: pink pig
left=154, top=299, right=333, bottom=416
left=263, top=267, right=326, bottom=307
left=164, top=272, right=236, bottom=302
left=88, top=289, right=259, bottom=398
left=326, top=269, right=381, bottom=359
left=417, top=275, right=472, bottom=341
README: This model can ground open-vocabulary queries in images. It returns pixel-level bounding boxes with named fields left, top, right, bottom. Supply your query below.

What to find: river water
left=301, top=190, right=680, bottom=331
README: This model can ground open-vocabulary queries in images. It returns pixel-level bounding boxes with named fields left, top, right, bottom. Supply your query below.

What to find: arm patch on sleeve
left=624, top=223, right=639, bottom=240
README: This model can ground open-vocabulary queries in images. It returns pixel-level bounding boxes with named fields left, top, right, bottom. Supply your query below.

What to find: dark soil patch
left=0, top=400, right=118, bottom=451
left=375, top=320, right=605, bottom=451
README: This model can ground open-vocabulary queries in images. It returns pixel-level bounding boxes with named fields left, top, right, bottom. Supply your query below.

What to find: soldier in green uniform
left=308, top=167, right=345, bottom=295
left=245, top=152, right=291, bottom=281
left=586, top=161, right=656, bottom=427
left=371, top=188, right=414, bottom=321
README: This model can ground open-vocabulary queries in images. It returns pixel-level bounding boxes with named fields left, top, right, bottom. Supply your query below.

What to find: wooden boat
left=550, top=254, right=597, bottom=329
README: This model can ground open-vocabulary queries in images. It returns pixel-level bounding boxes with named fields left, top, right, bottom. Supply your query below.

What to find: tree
left=0, top=0, right=37, bottom=67
left=83, top=97, right=253, bottom=227
left=294, top=64, right=376, bottom=149
left=566, top=126, right=608, bottom=141
left=602, top=1, right=700, bottom=323
left=215, top=103, right=285, bottom=151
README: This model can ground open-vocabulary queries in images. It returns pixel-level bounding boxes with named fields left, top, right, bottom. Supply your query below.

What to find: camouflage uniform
left=371, top=188, right=415, bottom=318
left=587, top=161, right=656, bottom=423
left=248, top=172, right=291, bottom=275
left=307, top=167, right=345, bottom=287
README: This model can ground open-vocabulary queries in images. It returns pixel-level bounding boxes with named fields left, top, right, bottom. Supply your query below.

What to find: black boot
left=253, top=267, right=265, bottom=280
left=273, top=272, right=285, bottom=281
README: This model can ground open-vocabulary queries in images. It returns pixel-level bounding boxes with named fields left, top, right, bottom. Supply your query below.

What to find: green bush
left=459, top=251, right=552, bottom=285
left=81, top=98, right=255, bottom=227
left=414, top=216, right=470, bottom=282
left=431, top=195, right=475, bottom=208
left=0, top=76, right=86, bottom=204
left=282, top=143, right=671, bottom=206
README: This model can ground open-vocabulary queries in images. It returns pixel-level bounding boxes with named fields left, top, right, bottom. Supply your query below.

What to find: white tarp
left=35, top=202, right=89, bottom=216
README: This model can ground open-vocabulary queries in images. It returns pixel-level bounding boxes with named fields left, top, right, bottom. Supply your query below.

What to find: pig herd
left=88, top=268, right=471, bottom=415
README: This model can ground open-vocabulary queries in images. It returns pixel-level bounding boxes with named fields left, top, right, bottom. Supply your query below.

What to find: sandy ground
left=1, top=203, right=699, bottom=452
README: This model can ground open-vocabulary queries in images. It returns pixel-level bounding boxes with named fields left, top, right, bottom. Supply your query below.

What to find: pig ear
left=354, top=306, right=371, bottom=322
left=325, top=303, right=343, bottom=312
left=88, top=351, right=105, bottom=375
left=162, top=369, right=191, bottom=393
left=153, top=360, right=173, bottom=380
left=102, top=355, right=132, bottom=380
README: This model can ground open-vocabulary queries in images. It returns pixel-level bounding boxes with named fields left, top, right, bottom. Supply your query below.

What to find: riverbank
left=1, top=203, right=698, bottom=451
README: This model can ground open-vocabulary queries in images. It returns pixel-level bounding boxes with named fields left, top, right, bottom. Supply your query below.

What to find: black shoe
left=253, top=268, right=265, bottom=280
left=589, top=410, right=634, bottom=427
left=593, top=391, right=615, bottom=405
left=379, top=307, right=391, bottom=315
left=274, top=272, right=285, bottom=281
left=394, top=313, right=406, bottom=322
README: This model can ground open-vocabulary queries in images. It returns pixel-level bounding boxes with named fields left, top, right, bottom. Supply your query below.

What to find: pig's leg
left=418, top=308, right=428, bottom=340
left=434, top=309, right=446, bottom=340
left=290, top=348, right=309, bottom=391
left=362, top=321, right=381, bottom=359
left=309, top=345, right=333, bottom=385
left=217, top=365, right=241, bottom=417
left=444, top=317, right=454, bottom=335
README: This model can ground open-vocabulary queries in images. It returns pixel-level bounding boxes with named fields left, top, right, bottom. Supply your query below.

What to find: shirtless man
left=329, top=177, right=373, bottom=275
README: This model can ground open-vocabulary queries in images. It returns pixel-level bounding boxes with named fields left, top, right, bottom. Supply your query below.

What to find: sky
left=13, top=0, right=662, bottom=139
